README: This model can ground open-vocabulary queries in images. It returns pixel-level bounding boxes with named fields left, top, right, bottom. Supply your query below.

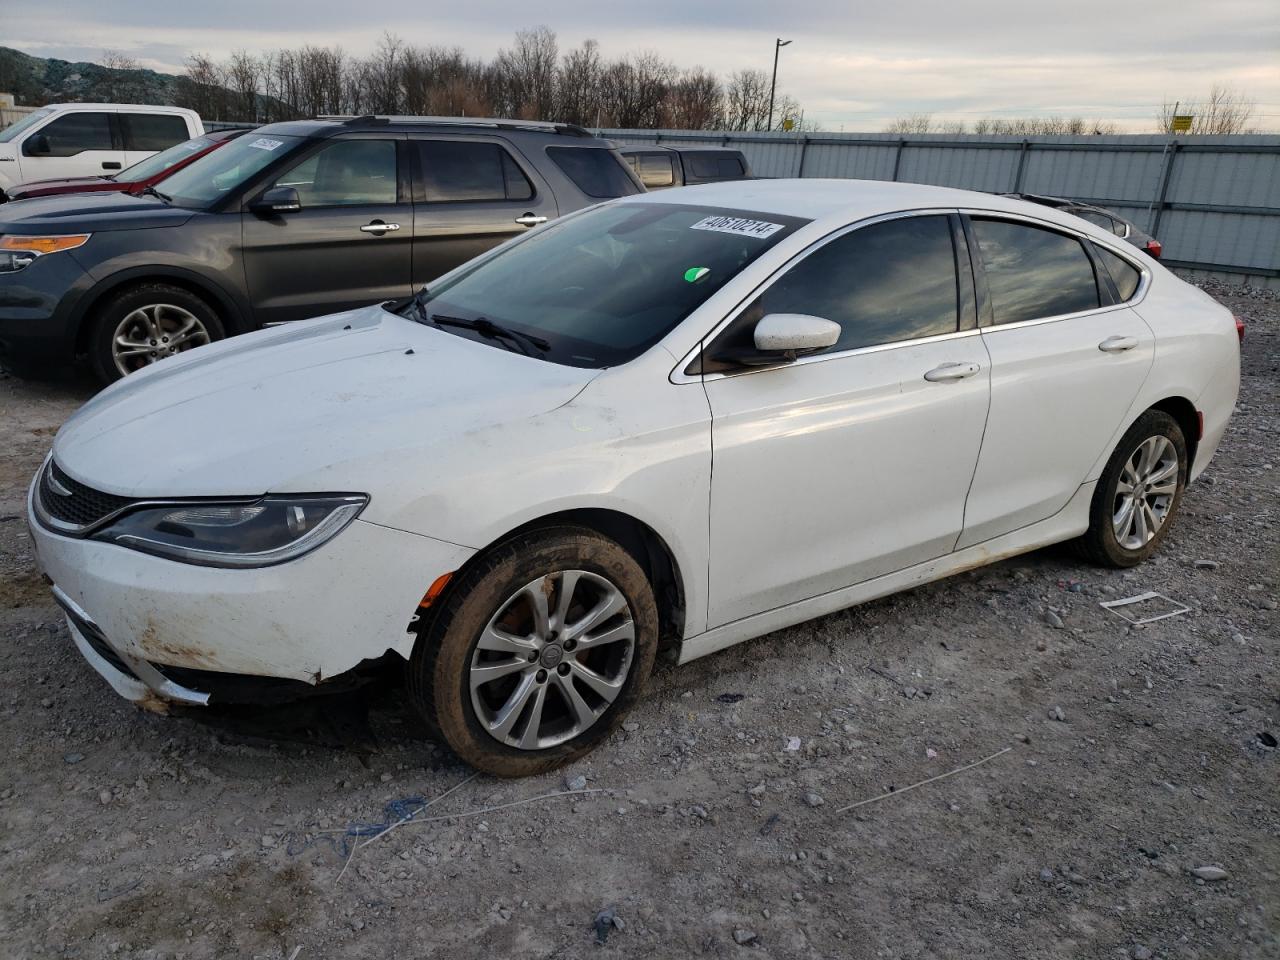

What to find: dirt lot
left=0, top=285, right=1275, bottom=960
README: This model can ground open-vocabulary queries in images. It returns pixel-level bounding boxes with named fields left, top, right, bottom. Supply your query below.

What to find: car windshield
left=0, top=107, right=53, bottom=143
left=158, top=134, right=302, bottom=208
left=401, top=202, right=808, bottom=368
left=115, top=135, right=217, bottom=183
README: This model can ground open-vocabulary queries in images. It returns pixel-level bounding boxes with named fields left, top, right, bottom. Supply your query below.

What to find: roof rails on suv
left=312, top=115, right=595, bottom=137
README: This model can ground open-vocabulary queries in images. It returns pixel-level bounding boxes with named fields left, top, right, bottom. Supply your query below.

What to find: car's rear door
left=242, top=133, right=412, bottom=325
left=955, top=213, right=1155, bottom=548
left=408, top=137, right=557, bottom=287
left=119, top=112, right=193, bottom=169
left=701, top=212, right=991, bottom=627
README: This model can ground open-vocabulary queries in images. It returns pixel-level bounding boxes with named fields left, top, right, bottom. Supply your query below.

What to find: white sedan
left=28, top=180, right=1240, bottom=776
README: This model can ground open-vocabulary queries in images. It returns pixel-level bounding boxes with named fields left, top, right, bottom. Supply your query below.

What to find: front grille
left=38, top=460, right=136, bottom=532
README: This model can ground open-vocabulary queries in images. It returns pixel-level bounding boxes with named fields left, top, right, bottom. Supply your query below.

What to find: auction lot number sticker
left=690, top=216, right=784, bottom=239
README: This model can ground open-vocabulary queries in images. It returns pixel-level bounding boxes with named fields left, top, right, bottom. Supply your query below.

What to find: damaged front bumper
left=28, top=476, right=475, bottom=710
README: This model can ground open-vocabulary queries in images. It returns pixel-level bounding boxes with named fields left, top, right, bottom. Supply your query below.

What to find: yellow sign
left=1171, top=115, right=1193, bottom=133
left=781, top=118, right=795, bottom=131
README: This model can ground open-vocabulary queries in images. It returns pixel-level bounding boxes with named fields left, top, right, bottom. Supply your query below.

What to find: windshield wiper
left=430, top=313, right=549, bottom=357
left=136, top=185, right=171, bottom=203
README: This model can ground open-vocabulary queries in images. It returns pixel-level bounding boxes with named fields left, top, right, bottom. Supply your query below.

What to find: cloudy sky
left=7, top=0, right=1279, bottom=131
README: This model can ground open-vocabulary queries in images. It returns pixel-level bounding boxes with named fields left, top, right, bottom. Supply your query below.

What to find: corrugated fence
left=598, top=129, right=1280, bottom=289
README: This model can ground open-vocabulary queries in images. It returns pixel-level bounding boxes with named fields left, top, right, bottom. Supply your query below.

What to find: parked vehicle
left=1, top=128, right=249, bottom=203
left=620, top=145, right=752, bottom=189
left=1005, top=193, right=1162, bottom=258
left=28, top=180, right=1239, bottom=776
left=0, top=116, right=642, bottom=383
left=0, top=104, right=203, bottom=198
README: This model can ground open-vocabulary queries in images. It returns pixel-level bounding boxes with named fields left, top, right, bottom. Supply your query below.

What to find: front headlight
left=0, top=234, right=90, bottom=273
left=93, top=495, right=367, bottom=568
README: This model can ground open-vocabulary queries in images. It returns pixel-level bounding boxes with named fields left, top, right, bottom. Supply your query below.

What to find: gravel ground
left=0, top=284, right=1275, bottom=960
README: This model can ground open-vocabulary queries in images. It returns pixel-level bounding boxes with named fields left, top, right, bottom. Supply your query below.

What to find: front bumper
left=28, top=477, right=475, bottom=708
left=0, top=251, right=92, bottom=367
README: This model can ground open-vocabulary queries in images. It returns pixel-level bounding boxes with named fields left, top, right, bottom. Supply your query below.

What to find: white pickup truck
left=0, top=103, right=203, bottom=196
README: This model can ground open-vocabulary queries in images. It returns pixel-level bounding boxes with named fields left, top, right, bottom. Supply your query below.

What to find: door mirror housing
left=251, top=186, right=301, bottom=215
left=752, top=313, right=841, bottom=359
left=24, top=134, right=51, bottom=157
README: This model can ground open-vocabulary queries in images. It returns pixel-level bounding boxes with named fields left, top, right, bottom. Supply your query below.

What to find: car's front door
left=701, top=213, right=991, bottom=628
left=955, top=215, right=1155, bottom=548
left=242, top=135, right=412, bottom=325
left=408, top=137, right=558, bottom=287
left=18, top=110, right=125, bottom=181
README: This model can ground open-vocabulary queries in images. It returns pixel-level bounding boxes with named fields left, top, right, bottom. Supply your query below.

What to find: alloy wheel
left=468, top=570, right=635, bottom=750
left=1112, top=435, right=1179, bottom=550
left=112, top=303, right=211, bottom=376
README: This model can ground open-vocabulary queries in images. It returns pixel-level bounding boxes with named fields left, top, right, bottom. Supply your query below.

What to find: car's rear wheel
left=1077, top=409, right=1187, bottom=567
left=89, top=283, right=225, bottom=385
left=408, top=526, right=659, bottom=777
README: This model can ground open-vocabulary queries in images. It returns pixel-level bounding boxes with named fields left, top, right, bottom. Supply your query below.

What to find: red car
left=1, top=128, right=249, bottom=203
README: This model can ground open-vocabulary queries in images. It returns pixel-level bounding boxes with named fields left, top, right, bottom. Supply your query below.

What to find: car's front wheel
left=408, top=526, right=659, bottom=777
left=89, top=282, right=225, bottom=385
left=1077, top=409, right=1188, bottom=567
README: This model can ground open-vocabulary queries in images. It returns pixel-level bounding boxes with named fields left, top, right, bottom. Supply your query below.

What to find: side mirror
left=752, top=313, right=840, bottom=360
left=251, top=186, right=301, bottom=215
left=24, top=134, right=51, bottom=157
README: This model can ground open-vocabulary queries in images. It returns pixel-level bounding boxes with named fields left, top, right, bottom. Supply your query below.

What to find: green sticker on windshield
left=684, top=266, right=710, bottom=283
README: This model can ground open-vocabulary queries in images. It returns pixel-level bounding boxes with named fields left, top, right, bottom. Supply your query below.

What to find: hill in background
left=0, top=46, right=181, bottom=105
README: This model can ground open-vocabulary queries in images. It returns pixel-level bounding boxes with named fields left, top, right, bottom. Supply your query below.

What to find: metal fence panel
left=598, top=128, right=1280, bottom=287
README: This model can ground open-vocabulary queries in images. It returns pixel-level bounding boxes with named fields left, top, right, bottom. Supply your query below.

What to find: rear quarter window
left=972, top=218, right=1100, bottom=324
left=688, top=154, right=746, bottom=179
left=546, top=147, right=639, bottom=199
left=1096, top=246, right=1143, bottom=301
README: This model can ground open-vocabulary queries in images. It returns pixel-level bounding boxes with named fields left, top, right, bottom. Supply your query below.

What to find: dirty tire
left=1076, top=409, right=1187, bottom=568
left=408, top=526, right=659, bottom=778
left=88, top=282, right=225, bottom=386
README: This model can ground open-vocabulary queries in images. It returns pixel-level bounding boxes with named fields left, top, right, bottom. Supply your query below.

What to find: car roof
left=252, top=116, right=604, bottom=142
left=625, top=178, right=1121, bottom=234
left=41, top=103, right=199, bottom=115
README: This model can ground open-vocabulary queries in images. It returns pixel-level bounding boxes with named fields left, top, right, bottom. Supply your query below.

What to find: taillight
left=1235, top=315, right=1245, bottom=343
left=1144, top=239, right=1162, bottom=258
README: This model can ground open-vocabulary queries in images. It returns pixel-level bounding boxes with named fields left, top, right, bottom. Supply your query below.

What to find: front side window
left=399, top=202, right=807, bottom=368
left=122, top=113, right=190, bottom=152
left=972, top=219, right=1100, bottom=325
left=24, top=112, right=113, bottom=156
left=159, top=133, right=304, bottom=208
left=273, top=139, right=398, bottom=206
left=747, top=215, right=959, bottom=354
left=1097, top=246, right=1143, bottom=301
left=546, top=146, right=639, bottom=199
left=416, top=140, right=533, bottom=202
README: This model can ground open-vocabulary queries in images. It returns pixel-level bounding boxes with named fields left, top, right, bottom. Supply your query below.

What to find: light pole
left=767, top=38, right=792, bottom=132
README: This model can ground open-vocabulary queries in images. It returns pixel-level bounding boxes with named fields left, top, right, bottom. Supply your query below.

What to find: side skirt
left=677, top=481, right=1095, bottom=665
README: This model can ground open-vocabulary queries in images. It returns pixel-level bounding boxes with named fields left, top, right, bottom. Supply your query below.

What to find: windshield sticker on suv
left=690, top=216, right=784, bottom=239
left=247, top=138, right=285, bottom=151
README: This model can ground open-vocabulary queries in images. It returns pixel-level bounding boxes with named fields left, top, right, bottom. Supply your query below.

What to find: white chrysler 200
left=29, top=180, right=1240, bottom=776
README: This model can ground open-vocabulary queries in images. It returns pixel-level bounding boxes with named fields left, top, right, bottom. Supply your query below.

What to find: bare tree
left=662, top=68, right=722, bottom=130
left=558, top=39, right=603, bottom=126
left=1158, top=85, right=1255, bottom=134
left=224, top=50, right=259, bottom=121
left=884, top=112, right=936, bottom=134
left=175, top=53, right=228, bottom=120
left=99, top=50, right=142, bottom=102
left=722, top=69, right=771, bottom=131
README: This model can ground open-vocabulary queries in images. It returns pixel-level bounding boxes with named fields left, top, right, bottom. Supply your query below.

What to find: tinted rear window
left=546, top=147, right=639, bottom=199
left=123, top=113, right=190, bottom=152
left=417, top=140, right=533, bottom=202
left=688, top=154, right=746, bottom=179
left=972, top=219, right=1100, bottom=324
left=1097, top=246, right=1143, bottom=301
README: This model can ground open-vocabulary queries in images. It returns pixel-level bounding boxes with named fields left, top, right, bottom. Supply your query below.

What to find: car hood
left=52, top=304, right=599, bottom=500
left=0, top=190, right=193, bottom=232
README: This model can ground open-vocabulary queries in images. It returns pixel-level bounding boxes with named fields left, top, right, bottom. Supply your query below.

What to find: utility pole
left=767, top=38, right=792, bottom=132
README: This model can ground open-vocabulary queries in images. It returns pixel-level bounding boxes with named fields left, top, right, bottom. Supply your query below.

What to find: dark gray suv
left=0, top=116, right=642, bottom=383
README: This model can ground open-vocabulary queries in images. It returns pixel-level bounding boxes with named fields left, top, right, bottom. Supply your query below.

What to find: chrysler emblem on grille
left=46, top=471, right=74, bottom=497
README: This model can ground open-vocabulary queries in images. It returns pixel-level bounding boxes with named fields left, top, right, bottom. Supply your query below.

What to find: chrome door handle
left=514, top=213, right=548, bottom=226
left=1098, top=335, right=1138, bottom=353
left=923, top=361, right=981, bottom=382
left=360, top=221, right=401, bottom=234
